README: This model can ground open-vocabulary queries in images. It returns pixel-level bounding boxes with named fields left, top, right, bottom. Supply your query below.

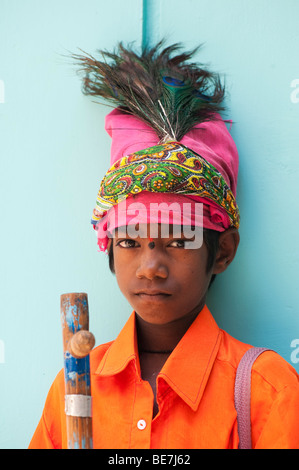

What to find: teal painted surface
left=1, top=0, right=298, bottom=448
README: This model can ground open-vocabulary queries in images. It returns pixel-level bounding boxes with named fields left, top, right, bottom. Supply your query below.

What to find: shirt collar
left=95, top=312, right=139, bottom=376
left=95, top=305, right=221, bottom=411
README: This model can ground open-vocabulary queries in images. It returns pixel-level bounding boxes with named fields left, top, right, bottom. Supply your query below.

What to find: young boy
left=29, top=43, right=299, bottom=449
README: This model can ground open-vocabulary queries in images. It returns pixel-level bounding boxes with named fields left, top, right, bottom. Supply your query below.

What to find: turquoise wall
left=1, top=0, right=298, bottom=448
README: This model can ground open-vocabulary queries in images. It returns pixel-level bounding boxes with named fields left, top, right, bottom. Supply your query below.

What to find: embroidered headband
left=91, top=141, right=239, bottom=229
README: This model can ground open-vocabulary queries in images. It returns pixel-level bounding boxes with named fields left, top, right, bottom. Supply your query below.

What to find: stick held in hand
left=60, top=292, right=94, bottom=449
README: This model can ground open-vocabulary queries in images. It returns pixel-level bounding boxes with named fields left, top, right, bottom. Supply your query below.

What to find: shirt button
left=137, top=419, right=147, bottom=430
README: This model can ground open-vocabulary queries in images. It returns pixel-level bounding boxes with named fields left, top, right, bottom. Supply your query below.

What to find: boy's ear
left=213, top=228, right=240, bottom=274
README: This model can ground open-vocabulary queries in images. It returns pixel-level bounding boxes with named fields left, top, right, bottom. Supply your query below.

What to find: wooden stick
left=60, top=293, right=95, bottom=449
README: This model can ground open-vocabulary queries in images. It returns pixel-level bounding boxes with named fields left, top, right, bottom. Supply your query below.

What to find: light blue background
left=1, top=0, right=298, bottom=449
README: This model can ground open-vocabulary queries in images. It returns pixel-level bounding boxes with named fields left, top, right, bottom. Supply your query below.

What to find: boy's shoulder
left=218, top=328, right=299, bottom=392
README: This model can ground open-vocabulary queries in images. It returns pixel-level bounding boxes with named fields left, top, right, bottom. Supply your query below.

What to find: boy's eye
left=168, top=239, right=186, bottom=248
left=116, top=239, right=139, bottom=248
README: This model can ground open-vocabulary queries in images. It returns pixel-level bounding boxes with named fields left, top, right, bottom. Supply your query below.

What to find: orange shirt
left=29, top=305, right=299, bottom=449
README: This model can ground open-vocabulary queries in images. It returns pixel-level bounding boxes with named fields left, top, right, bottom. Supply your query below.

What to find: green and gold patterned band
left=91, top=142, right=240, bottom=229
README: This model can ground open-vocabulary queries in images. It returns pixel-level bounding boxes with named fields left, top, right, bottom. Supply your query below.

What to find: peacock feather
left=71, top=41, right=225, bottom=143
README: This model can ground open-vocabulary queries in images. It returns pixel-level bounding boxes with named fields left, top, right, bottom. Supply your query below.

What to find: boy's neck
left=135, top=305, right=203, bottom=354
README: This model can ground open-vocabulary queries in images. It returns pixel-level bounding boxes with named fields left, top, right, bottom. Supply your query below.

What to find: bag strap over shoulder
left=234, top=347, right=271, bottom=449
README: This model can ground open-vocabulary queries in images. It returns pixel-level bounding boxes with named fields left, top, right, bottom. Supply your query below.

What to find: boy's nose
left=135, top=247, right=168, bottom=280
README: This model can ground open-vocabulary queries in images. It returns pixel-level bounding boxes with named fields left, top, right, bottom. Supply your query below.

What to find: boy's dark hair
left=107, top=228, right=219, bottom=287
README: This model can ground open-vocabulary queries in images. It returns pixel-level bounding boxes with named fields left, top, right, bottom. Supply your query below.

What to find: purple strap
left=234, top=347, right=270, bottom=449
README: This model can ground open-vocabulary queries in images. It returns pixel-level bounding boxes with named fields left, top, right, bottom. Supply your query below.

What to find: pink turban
left=92, top=108, right=239, bottom=252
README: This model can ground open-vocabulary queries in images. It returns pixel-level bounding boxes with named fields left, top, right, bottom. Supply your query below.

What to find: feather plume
left=71, top=41, right=225, bottom=142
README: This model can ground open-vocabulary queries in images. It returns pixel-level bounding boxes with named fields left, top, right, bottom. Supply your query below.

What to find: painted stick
left=60, top=293, right=95, bottom=449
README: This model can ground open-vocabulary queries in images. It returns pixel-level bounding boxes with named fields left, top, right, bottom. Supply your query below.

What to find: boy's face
left=112, top=223, right=214, bottom=325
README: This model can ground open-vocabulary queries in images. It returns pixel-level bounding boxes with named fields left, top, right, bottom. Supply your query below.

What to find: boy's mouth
left=135, top=290, right=172, bottom=300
